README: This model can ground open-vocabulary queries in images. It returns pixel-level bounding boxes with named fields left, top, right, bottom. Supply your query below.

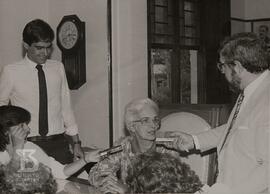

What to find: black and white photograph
left=0, top=0, right=269, bottom=194
left=252, top=19, right=270, bottom=52
left=253, top=19, right=270, bottom=40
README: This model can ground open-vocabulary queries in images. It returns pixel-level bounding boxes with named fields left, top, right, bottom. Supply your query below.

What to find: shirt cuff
left=64, top=125, right=79, bottom=136
left=191, top=135, right=200, bottom=150
left=194, top=184, right=210, bottom=194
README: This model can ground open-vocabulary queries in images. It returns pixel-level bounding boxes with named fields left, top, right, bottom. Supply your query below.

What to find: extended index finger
left=167, top=131, right=186, bottom=137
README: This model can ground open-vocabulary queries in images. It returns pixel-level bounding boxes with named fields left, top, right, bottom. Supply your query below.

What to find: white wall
left=245, top=0, right=270, bottom=19
left=48, top=0, right=110, bottom=148
left=0, top=0, right=49, bottom=65
left=231, top=0, right=245, bottom=19
left=112, top=0, right=148, bottom=140
left=0, top=0, right=110, bottom=148
left=231, top=0, right=270, bottom=19
left=231, top=0, right=270, bottom=36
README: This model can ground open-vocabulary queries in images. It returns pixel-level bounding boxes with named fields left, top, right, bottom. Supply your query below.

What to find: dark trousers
left=28, top=135, right=96, bottom=174
left=28, top=135, right=73, bottom=165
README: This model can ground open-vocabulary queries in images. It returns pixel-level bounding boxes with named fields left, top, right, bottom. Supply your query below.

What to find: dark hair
left=0, top=105, right=31, bottom=151
left=23, top=19, right=54, bottom=45
left=126, top=152, right=203, bottom=193
left=0, top=163, right=57, bottom=194
left=219, top=32, right=269, bottom=73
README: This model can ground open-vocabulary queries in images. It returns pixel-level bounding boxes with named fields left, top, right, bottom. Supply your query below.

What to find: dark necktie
left=36, top=64, right=48, bottom=136
left=219, top=92, right=244, bottom=152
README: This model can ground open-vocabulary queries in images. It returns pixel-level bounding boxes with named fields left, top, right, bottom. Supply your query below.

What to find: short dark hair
left=0, top=163, right=57, bottom=194
left=219, top=32, right=269, bottom=73
left=23, top=19, right=54, bottom=45
left=126, top=152, right=203, bottom=193
left=0, top=105, right=31, bottom=151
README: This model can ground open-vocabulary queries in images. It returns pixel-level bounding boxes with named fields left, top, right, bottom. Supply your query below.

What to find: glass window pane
left=151, top=49, right=172, bottom=104
left=185, top=27, right=197, bottom=37
left=167, top=17, right=174, bottom=34
left=149, top=0, right=155, bottom=14
left=168, top=0, right=174, bottom=14
left=148, top=0, right=200, bottom=105
left=151, top=18, right=155, bottom=33
left=179, top=0, right=184, bottom=17
left=183, top=38, right=194, bottom=46
left=179, top=49, right=191, bottom=103
left=156, top=0, right=167, bottom=6
left=184, top=1, right=193, bottom=11
left=185, top=12, right=196, bottom=26
left=154, top=18, right=174, bottom=35
left=155, top=7, right=168, bottom=22
left=155, top=23, right=167, bottom=34
left=154, top=35, right=174, bottom=44
left=182, top=38, right=200, bottom=46
left=179, top=19, right=185, bottom=36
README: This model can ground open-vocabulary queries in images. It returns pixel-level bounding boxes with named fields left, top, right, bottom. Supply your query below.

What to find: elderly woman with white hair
left=88, top=98, right=179, bottom=193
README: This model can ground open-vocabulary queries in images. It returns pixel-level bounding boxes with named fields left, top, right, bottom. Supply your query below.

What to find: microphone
left=99, top=145, right=123, bottom=158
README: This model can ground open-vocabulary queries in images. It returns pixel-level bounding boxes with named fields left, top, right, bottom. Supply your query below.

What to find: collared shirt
left=240, top=70, right=269, bottom=114
left=0, top=56, right=78, bottom=136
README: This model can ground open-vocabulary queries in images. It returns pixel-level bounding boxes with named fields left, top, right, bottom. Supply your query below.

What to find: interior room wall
left=244, top=0, right=270, bottom=19
left=0, top=0, right=49, bottom=66
left=231, top=0, right=270, bottom=36
left=49, top=0, right=110, bottom=148
left=111, top=0, right=148, bottom=140
left=231, top=0, right=270, bottom=19
left=231, top=0, right=245, bottom=19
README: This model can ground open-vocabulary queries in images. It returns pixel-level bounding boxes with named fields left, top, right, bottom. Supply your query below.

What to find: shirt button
left=257, top=158, right=264, bottom=165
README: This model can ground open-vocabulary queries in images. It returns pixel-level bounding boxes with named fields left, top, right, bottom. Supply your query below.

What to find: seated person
left=0, top=105, right=101, bottom=179
left=0, top=162, right=57, bottom=194
left=126, top=152, right=203, bottom=193
left=89, top=98, right=180, bottom=193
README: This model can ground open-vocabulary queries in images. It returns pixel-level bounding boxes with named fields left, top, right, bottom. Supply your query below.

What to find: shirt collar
left=24, top=55, right=45, bottom=68
left=244, top=70, right=269, bottom=98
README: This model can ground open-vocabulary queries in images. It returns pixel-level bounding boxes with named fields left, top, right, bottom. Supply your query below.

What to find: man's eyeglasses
left=217, top=62, right=226, bottom=72
left=132, top=117, right=161, bottom=127
left=217, top=61, right=234, bottom=72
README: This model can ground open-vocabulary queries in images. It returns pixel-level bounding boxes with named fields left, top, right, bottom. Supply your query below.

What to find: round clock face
left=58, top=21, right=79, bottom=49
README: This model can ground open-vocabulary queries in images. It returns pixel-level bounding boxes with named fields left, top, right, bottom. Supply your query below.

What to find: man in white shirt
left=0, top=19, right=84, bottom=164
left=168, top=32, right=269, bottom=193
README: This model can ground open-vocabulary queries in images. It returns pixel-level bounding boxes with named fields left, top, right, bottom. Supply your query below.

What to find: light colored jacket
left=197, top=70, right=270, bottom=193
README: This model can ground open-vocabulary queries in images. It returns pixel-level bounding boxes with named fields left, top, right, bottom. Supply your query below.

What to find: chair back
left=159, top=112, right=211, bottom=184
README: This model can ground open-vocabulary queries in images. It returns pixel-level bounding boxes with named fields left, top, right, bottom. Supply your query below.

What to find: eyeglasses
left=132, top=116, right=161, bottom=127
left=217, top=61, right=234, bottom=72
left=217, top=62, right=226, bottom=72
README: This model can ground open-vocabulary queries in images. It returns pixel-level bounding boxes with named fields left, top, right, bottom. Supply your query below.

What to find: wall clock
left=58, top=21, right=79, bottom=50
left=57, top=14, right=86, bottom=89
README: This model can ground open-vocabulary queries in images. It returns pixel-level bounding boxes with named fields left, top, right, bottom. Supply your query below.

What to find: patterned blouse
left=88, top=136, right=179, bottom=187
